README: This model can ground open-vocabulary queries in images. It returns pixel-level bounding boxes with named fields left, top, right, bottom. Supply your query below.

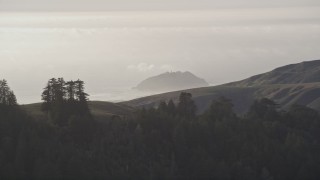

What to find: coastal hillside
left=124, top=60, right=320, bottom=114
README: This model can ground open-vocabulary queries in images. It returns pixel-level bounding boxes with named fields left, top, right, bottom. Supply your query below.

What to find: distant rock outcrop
left=134, top=71, right=209, bottom=92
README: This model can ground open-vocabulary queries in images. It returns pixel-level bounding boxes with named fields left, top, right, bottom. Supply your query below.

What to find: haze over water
left=1, top=6, right=320, bottom=103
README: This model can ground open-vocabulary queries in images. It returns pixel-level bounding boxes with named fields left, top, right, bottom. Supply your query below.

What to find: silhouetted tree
left=247, top=98, right=279, bottom=120
left=177, top=92, right=196, bottom=119
left=204, top=96, right=235, bottom=121
left=65, top=81, right=76, bottom=101
left=41, top=78, right=91, bottom=126
left=74, top=79, right=89, bottom=114
left=57, top=78, right=66, bottom=99
left=48, top=78, right=58, bottom=101
left=0, top=79, right=17, bottom=106
left=167, top=99, right=176, bottom=116
left=41, top=82, right=52, bottom=112
left=2, top=87, right=320, bottom=180
left=285, top=105, right=319, bottom=130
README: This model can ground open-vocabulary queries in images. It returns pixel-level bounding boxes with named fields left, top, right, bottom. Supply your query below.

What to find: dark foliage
left=1, top=84, right=320, bottom=179
left=0, top=79, right=17, bottom=106
left=41, top=78, right=91, bottom=126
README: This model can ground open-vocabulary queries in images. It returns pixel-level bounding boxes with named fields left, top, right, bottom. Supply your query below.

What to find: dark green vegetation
left=22, top=101, right=134, bottom=122
left=1, top=78, right=320, bottom=179
left=40, top=78, right=92, bottom=127
left=0, top=79, right=17, bottom=106
left=22, top=78, right=134, bottom=121
left=125, top=60, right=320, bottom=114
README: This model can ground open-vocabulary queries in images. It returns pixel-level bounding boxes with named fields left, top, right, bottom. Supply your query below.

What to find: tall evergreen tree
left=65, top=81, right=76, bottom=101
left=167, top=99, right=176, bottom=116
left=7, top=90, right=17, bottom=106
left=48, top=78, right=58, bottom=101
left=56, top=78, right=66, bottom=101
left=0, top=79, right=17, bottom=106
left=75, top=80, right=88, bottom=101
left=204, top=96, right=235, bottom=121
left=247, top=98, right=279, bottom=120
left=41, top=78, right=91, bottom=126
left=177, top=92, right=197, bottom=119
left=41, top=82, right=52, bottom=112
left=75, top=79, right=89, bottom=114
left=0, top=79, right=9, bottom=104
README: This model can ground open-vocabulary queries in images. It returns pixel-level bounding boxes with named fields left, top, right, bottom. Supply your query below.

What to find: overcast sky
left=1, top=1, right=320, bottom=103
left=1, top=0, right=320, bottom=11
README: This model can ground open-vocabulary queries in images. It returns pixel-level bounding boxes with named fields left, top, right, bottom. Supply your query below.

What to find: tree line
left=0, top=79, right=320, bottom=179
left=41, top=78, right=91, bottom=127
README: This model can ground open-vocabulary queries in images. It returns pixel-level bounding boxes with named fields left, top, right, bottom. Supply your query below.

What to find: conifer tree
left=0, top=79, right=17, bottom=106
left=41, top=82, right=52, bottom=112
left=66, top=81, right=76, bottom=101
left=41, top=78, right=91, bottom=126
left=205, top=96, right=235, bottom=120
left=48, top=78, right=58, bottom=101
left=75, top=80, right=87, bottom=101
left=177, top=92, right=196, bottom=119
left=167, top=99, right=176, bottom=116
left=56, top=78, right=66, bottom=101
left=247, top=98, right=279, bottom=120
left=75, top=79, right=89, bottom=114
left=7, top=90, right=17, bottom=106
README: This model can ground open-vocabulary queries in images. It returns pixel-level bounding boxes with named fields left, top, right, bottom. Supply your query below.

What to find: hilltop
left=134, top=71, right=209, bottom=92
left=124, top=60, right=320, bottom=114
left=227, top=60, right=320, bottom=86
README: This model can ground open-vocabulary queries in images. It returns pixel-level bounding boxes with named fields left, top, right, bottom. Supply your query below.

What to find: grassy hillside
left=124, top=85, right=258, bottom=114
left=23, top=60, right=320, bottom=116
left=22, top=101, right=135, bottom=121
left=226, top=59, right=320, bottom=86
left=124, top=60, right=320, bottom=114
left=124, top=83, right=320, bottom=114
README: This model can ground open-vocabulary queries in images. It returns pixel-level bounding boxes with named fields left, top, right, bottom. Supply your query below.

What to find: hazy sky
left=1, top=0, right=320, bottom=11
left=1, top=1, right=320, bottom=103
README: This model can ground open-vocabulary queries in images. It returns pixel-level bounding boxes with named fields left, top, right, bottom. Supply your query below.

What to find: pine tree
left=167, top=99, right=176, bottom=116
left=0, top=79, right=8, bottom=104
left=41, top=82, right=52, bottom=112
left=75, top=79, right=89, bottom=114
left=247, top=98, right=279, bottom=120
left=41, top=78, right=92, bottom=127
left=65, top=81, right=76, bottom=101
left=177, top=92, right=196, bottom=119
left=56, top=78, right=66, bottom=101
left=7, top=91, right=17, bottom=106
left=205, top=96, right=235, bottom=121
left=75, top=80, right=87, bottom=101
left=48, top=78, right=58, bottom=102
left=0, top=79, right=17, bottom=106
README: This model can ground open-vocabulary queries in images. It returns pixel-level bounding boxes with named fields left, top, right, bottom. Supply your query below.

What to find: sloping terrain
left=23, top=60, right=320, bottom=116
left=22, top=101, right=135, bottom=120
left=124, top=60, right=320, bottom=114
left=227, top=60, right=320, bottom=86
